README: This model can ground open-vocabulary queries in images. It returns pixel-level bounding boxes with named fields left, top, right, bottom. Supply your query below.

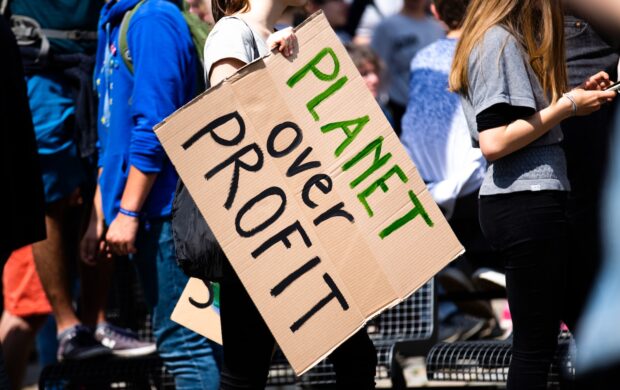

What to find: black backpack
left=171, top=16, right=259, bottom=281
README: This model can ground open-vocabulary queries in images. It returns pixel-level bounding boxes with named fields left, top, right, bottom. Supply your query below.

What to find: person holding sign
left=450, top=0, right=617, bottom=389
left=198, top=0, right=377, bottom=388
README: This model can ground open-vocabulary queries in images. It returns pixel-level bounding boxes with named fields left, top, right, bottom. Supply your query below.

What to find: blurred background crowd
left=1, top=0, right=620, bottom=389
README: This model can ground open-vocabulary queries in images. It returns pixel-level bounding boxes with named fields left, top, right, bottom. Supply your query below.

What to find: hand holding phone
left=605, top=81, right=620, bottom=92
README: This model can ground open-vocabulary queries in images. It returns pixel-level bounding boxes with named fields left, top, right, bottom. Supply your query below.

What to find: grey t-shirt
left=203, top=16, right=270, bottom=88
left=371, top=14, right=445, bottom=106
left=461, top=26, right=570, bottom=195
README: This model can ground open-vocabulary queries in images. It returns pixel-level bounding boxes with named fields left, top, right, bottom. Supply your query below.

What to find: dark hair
left=211, top=0, right=251, bottom=23
left=345, top=44, right=382, bottom=74
left=433, top=0, right=471, bottom=30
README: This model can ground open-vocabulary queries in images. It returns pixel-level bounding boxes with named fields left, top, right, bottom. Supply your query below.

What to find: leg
left=503, top=239, right=566, bottom=390
left=134, top=220, right=221, bottom=390
left=329, top=328, right=377, bottom=389
left=32, top=196, right=80, bottom=333
left=0, top=312, right=47, bottom=390
left=479, top=192, right=569, bottom=390
left=79, top=260, right=114, bottom=327
left=219, top=262, right=275, bottom=389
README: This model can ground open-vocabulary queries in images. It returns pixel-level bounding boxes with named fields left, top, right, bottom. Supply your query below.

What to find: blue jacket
left=95, top=0, right=197, bottom=223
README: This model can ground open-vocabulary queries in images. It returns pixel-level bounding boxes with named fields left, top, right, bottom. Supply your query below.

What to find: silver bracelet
left=563, top=93, right=578, bottom=116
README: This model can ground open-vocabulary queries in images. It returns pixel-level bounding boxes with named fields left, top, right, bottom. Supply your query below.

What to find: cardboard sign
left=156, top=12, right=463, bottom=375
left=171, top=278, right=222, bottom=345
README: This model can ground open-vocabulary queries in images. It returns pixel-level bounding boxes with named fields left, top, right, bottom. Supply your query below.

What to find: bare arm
left=480, top=88, right=617, bottom=161
left=209, top=58, right=247, bottom=86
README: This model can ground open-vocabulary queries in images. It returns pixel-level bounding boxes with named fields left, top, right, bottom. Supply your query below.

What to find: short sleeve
left=468, top=27, right=537, bottom=116
left=203, top=17, right=255, bottom=83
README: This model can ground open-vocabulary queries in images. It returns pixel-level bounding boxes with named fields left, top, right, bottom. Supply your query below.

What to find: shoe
left=472, top=268, right=506, bottom=290
left=437, top=267, right=496, bottom=319
left=439, top=313, right=486, bottom=342
left=95, top=322, right=156, bottom=357
left=57, top=325, right=112, bottom=361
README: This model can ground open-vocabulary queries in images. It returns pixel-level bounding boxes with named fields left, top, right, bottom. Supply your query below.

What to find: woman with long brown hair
left=450, top=0, right=616, bottom=388
left=197, top=1, right=378, bottom=388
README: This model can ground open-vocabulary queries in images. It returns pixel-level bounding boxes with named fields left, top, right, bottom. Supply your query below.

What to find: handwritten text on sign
left=181, top=48, right=434, bottom=333
left=157, top=12, right=462, bottom=375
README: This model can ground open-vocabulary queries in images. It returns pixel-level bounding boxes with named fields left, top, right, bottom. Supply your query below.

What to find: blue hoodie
left=95, top=0, right=197, bottom=224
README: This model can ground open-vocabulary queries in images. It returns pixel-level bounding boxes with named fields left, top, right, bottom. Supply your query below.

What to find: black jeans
left=479, top=191, right=570, bottom=390
left=219, top=262, right=377, bottom=389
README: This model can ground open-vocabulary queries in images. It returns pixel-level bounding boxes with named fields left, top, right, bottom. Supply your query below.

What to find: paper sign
left=156, top=12, right=463, bottom=375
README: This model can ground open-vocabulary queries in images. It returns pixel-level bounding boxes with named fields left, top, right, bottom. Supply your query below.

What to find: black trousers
left=219, top=262, right=377, bottom=389
left=479, top=191, right=571, bottom=390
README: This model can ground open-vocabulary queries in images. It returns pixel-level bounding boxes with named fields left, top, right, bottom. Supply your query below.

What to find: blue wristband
left=119, top=207, right=141, bottom=218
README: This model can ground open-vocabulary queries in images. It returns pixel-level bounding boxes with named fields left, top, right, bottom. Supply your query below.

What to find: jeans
left=219, top=262, right=377, bottom=389
left=479, top=191, right=570, bottom=390
left=132, top=218, right=222, bottom=390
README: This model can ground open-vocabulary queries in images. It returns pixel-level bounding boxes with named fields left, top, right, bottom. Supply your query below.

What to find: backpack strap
left=118, top=0, right=145, bottom=74
left=181, top=0, right=210, bottom=65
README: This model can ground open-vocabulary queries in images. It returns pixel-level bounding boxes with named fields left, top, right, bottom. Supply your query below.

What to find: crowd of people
left=1, top=0, right=620, bottom=389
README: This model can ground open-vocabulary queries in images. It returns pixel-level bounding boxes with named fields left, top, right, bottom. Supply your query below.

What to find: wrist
left=119, top=207, right=142, bottom=218
left=560, top=93, right=578, bottom=118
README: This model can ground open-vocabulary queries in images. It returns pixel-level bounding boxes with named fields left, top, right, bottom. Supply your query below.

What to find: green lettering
left=357, top=165, right=408, bottom=217
left=287, top=48, right=340, bottom=88
left=379, top=191, right=434, bottom=239
left=321, top=115, right=370, bottom=157
left=343, top=136, right=392, bottom=188
left=307, top=77, right=348, bottom=121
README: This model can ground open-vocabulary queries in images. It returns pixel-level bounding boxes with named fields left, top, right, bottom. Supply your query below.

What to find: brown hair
left=433, top=0, right=471, bottom=30
left=345, top=44, right=383, bottom=75
left=211, top=0, right=251, bottom=23
left=449, top=0, right=567, bottom=103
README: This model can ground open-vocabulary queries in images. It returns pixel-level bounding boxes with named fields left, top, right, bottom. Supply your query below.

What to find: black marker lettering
left=206, top=143, right=264, bottom=210
left=290, top=274, right=349, bottom=333
left=302, top=174, right=333, bottom=208
left=188, top=280, right=214, bottom=309
left=235, top=187, right=286, bottom=238
left=183, top=111, right=245, bottom=149
left=251, top=220, right=312, bottom=259
left=271, top=256, right=321, bottom=297
left=267, top=122, right=303, bottom=158
left=287, top=147, right=321, bottom=177
left=313, top=202, right=354, bottom=226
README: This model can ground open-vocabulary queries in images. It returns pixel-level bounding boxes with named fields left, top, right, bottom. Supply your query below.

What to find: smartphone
left=605, top=81, right=620, bottom=92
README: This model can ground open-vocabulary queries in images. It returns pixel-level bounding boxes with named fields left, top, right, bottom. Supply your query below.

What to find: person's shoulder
left=132, top=0, right=184, bottom=25
left=479, top=25, right=520, bottom=51
left=411, top=39, right=453, bottom=70
left=209, top=16, right=253, bottom=42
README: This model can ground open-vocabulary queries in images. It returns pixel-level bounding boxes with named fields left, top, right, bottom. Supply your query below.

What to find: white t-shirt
left=353, top=0, right=403, bottom=40
left=203, top=16, right=270, bottom=87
